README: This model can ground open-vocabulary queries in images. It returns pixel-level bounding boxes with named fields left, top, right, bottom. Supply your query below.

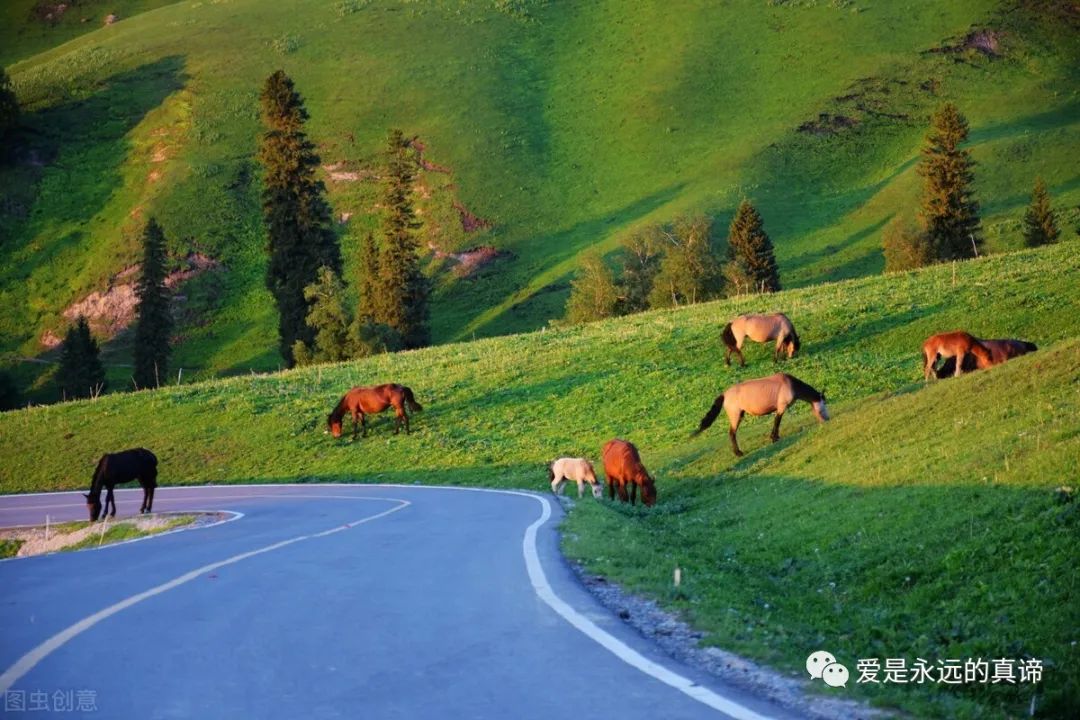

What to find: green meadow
left=2, top=0, right=1078, bottom=399
left=2, top=242, right=1078, bottom=717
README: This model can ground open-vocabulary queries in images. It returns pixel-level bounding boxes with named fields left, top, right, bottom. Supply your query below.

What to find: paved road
left=0, top=485, right=796, bottom=719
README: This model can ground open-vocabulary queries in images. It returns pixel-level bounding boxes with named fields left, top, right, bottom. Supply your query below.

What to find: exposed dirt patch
left=323, top=162, right=378, bottom=183
left=40, top=253, right=223, bottom=348
left=1, top=512, right=226, bottom=558
left=453, top=201, right=493, bottom=232
left=926, top=27, right=1003, bottom=58
left=428, top=243, right=512, bottom=277
left=798, top=113, right=859, bottom=136
left=408, top=137, right=452, bottom=174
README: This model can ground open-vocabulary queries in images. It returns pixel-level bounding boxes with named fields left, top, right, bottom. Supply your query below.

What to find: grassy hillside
left=2, top=0, right=1078, bottom=400
left=2, top=242, right=1078, bottom=717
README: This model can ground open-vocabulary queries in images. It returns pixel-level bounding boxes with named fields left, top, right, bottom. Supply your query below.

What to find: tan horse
left=327, top=384, right=423, bottom=438
left=935, top=339, right=1037, bottom=377
left=922, top=331, right=994, bottom=380
left=721, top=313, right=801, bottom=367
left=693, top=373, right=829, bottom=456
left=602, top=439, right=656, bottom=507
left=549, top=458, right=602, bottom=499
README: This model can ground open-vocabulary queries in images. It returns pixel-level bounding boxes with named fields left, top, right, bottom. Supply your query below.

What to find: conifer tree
left=565, top=251, right=619, bottom=324
left=357, top=232, right=381, bottom=322
left=0, top=67, right=18, bottom=141
left=291, top=267, right=353, bottom=365
left=918, top=103, right=981, bottom=260
left=1022, top=177, right=1060, bottom=247
left=723, top=201, right=780, bottom=295
left=133, top=218, right=172, bottom=389
left=58, top=316, right=105, bottom=400
left=258, top=70, right=342, bottom=366
left=375, top=129, right=429, bottom=348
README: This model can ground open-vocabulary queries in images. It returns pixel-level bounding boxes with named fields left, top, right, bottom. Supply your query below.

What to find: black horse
left=84, top=449, right=158, bottom=521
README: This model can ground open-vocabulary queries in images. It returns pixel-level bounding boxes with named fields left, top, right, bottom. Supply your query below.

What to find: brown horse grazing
left=327, top=384, right=423, bottom=438
left=693, top=373, right=829, bottom=457
left=602, top=439, right=656, bottom=507
left=922, top=331, right=994, bottom=380
left=721, top=313, right=801, bottom=367
left=84, top=448, right=158, bottom=522
left=935, top=338, right=1037, bottom=378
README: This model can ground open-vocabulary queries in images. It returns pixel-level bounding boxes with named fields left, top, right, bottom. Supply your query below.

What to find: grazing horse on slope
left=721, top=313, right=801, bottom=367
left=922, top=331, right=994, bottom=380
left=693, top=373, right=829, bottom=457
left=84, top=448, right=158, bottom=522
left=935, top=338, right=1037, bottom=378
left=327, top=384, right=423, bottom=438
left=548, top=458, right=602, bottom=499
left=602, top=439, right=656, bottom=507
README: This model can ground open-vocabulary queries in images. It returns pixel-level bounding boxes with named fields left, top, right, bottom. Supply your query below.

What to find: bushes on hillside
left=1022, top=177, right=1060, bottom=247
left=883, top=215, right=935, bottom=272
left=58, top=316, right=105, bottom=400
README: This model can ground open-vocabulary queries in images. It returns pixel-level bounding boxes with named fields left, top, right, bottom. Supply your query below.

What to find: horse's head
left=787, top=332, right=801, bottom=358
left=327, top=414, right=343, bottom=438
left=590, top=483, right=603, bottom=499
left=84, top=493, right=102, bottom=522
left=642, top=476, right=657, bottom=507
left=812, top=394, right=830, bottom=422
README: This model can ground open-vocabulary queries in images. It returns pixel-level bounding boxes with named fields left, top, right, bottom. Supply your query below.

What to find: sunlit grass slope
left=1, top=0, right=1077, bottom=398
left=1, top=242, right=1078, bottom=717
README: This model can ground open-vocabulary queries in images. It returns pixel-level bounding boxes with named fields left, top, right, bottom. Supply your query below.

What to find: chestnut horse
left=602, top=439, right=656, bottom=507
left=84, top=448, right=157, bottom=522
left=922, top=331, right=994, bottom=380
left=693, top=373, right=829, bottom=457
left=327, top=384, right=423, bottom=438
left=935, top=338, right=1037, bottom=378
left=548, top=457, right=602, bottom=499
left=722, top=313, right=801, bottom=367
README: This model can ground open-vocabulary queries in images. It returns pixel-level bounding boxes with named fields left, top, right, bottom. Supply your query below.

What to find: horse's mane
left=88, top=455, right=108, bottom=500
left=786, top=375, right=822, bottom=402
left=328, top=393, right=351, bottom=423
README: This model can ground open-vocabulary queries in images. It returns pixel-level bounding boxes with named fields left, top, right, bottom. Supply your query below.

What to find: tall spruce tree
left=649, top=216, right=724, bottom=308
left=1022, top=177, right=1060, bottom=247
left=723, top=201, right=780, bottom=295
left=133, top=218, right=172, bottom=389
left=0, top=67, right=18, bottom=141
left=357, top=232, right=381, bottom=322
left=58, top=316, right=105, bottom=400
left=258, top=70, right=342, bottom=366
left=376, top=129, right=429, bottom=348
left=918, top=103, right=981, bottom=260
left=291, top=266, right=353, bottom=366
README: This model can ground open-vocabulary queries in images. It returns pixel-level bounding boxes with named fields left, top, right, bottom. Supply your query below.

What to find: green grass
left=1, top=0, right=1078, bottom=401
left=61, top=514, right=196, bottom=551
left=0, top=242, right=1077, bottom=717
left=0, top=539, right=25, bottom=558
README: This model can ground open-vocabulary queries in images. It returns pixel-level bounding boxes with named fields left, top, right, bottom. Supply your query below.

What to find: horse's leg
left=724, top=346, right=732, bottom=367
left=729, top=412, right=745, bottom=457
left=105, top=487, right=116, bottom=518
left=954, top=352, right=965, bottom=378
left=629, top=481, right=638, bottom=506
left=550, top=473, right=562, bottom=495
left=576, top=479, right=585, bottom=498
left=140, top=485, right=148, bottom=514
left=770, top=412, right=784, bottom=442
left=923, top=350, right=937, bottom=381
left=736, top=339, right=746, bottom=367
left=359, top=413, right=367, bottom=438
left=617, top=480, right=629, bottom=503
left=607, top=477, right=614, bottom=500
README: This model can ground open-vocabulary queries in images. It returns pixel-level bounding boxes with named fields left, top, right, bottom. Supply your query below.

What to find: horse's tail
left=402, top=386, right=423, bottom=412
left=547, top=462, right=555, bottom=483
left=721, top=322, right=737, bottom=350
left=692, top=395, right=724, bottom=437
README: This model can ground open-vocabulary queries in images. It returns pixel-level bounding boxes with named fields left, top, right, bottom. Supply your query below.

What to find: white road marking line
left=0, top=497, right=409, bottom=694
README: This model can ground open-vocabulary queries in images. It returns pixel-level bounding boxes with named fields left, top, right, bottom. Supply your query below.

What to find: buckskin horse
left=935, top=338, right=1037, bottom=378
left=602, top=439, right=657, bottom=507
left=327, top=384, right=423, bottom=438
left=84, top=448, right=158, bottom=522
left=721, top=313, right=801, bottom=367
left=922, top=331, right=994, bottom=380
left=693, top=373, right=829, bottom=457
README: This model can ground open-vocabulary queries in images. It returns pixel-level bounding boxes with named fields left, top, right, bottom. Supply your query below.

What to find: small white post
left=45, top=515, right=50, bottom=542
left=98, top=516, right=109, bottom=546
left=177, top=368, right=183, bottom=385
left=674, top=566, right=682, bottom=588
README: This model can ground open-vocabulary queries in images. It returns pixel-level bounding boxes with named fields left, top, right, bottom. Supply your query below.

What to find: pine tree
left=918, top=103, right=981, bottom=260
left=0, top=370, right=21, bottom=411
left=1022, top=177, right=1060, bottom=247
left=291, top=266, right=353, bottom=365
left=723, top=201, right=780, bottom=295
left=0, top=67, right=18, bottom=140
left=618, top=225, right=662, bottom=314
left=258, top=70, right=342, bottom=366
left=565, top=251, right=620, bottom=324
left=375, top=129, right=429, bottom=348
left=133, top=218, right=173, bottom=389
left=58, top=316, right=106, bottom=400
left=357, top=232, right=381, bottom=322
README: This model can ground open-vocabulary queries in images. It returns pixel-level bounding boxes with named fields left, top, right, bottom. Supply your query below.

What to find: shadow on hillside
left=4, top=56, right=189, bottom=403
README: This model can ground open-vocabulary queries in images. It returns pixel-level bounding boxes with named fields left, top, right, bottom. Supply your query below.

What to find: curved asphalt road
left=0, top=485, right=797, bottom=720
